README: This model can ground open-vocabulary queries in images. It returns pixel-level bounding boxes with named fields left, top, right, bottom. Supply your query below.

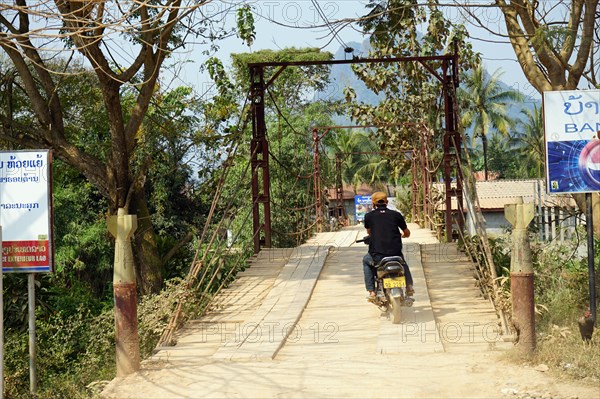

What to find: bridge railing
left=409, top=143, right=511, bottom=336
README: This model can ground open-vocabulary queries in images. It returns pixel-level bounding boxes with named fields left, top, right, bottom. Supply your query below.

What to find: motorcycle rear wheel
left=389, top=296, right=402, bottom=324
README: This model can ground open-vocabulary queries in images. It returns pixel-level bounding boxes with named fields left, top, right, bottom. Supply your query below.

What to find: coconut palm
left=515, top=104, right=545, bottom=178
left=354, top=153, right=392, bottom=189
left=459, top=65, right=525, bottom=180
left=327, top=130, right=381, bottom=187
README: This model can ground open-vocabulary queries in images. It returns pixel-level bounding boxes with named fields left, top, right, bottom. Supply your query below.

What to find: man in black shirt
left=363, top=191, right=414, bottom=300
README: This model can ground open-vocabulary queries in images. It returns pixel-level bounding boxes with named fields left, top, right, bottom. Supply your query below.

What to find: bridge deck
left=102, top=224, right=514, bottom=398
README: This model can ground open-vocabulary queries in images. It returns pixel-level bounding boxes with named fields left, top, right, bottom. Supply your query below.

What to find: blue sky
left=166, top=1, right=537, bottom=101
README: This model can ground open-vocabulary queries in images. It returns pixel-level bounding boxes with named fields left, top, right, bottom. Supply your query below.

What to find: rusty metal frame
left=248, top=53, right=461, bottom=253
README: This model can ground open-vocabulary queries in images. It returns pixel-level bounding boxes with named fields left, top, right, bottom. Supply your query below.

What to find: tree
left=486, top=133, right=520, bottom=179
left=0, top=1, right=240, bottom=294
left=346, top=1, right=480, bottom=180
left=515, top=104, right=545, bottom=178
left=326, top=129, right=387, bottom=188
left=491, top=0, right=599, bottom=91
left=480, top=0, right=599, bottom=228
left=458, top=65, right=524, bottom=180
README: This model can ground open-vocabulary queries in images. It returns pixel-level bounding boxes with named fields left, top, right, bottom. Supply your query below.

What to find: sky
left=166, top=0, right=539, bottom=102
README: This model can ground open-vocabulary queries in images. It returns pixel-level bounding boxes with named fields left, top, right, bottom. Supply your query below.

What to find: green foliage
left=466, top=233, right=598, bottom=379
left=2, top=277, right=213, bottom=398
left=520, top=237, right=599, bottom=380
left=465, top=103, right=544, bottom=180
left=236, top=5, right=256, bottom=47
left=48, top=160, right=113, bottom=308
left=458, top=65, right=524, bottom=178
left=231, top=48, right=333, bottom=100
left=462, top=234, right=510, bottom=279
left=326, top=129, right=391, bottom=188
left=4, top=304, right=115, bottom=398
left=513, top=104, right=545, bottom=178
left=137, top=278, right=204, bottom=356
left=533, top=240, right=590, bottom=327
left=485, top=134, right=521, bottom=179
left=348, top=1, right=480, bottom=178
left=393, top=185, right=412, bottom=221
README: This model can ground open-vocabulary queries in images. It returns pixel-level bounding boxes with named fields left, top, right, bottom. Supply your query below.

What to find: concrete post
left=107, top=208, right=140, bottom=376
left=505, top=197, right=536, bottom=352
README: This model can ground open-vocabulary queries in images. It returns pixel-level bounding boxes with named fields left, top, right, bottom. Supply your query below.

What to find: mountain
left=316, top=41, right=541, bottom=134
left=315, top=40, right=381, bottom=106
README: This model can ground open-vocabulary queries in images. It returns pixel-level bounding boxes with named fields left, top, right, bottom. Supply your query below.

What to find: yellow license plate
left=383, top=276, right=406, bottom=289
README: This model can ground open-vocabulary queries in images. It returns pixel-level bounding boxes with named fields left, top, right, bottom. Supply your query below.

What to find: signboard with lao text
left=0, top=150, right=53, bottom=273
left=544, top=89, right=600, bottom=194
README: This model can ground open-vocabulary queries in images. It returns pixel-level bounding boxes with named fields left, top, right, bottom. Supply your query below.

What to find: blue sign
left=355, top=195, right=372, bottom=222
left=544, top=89, right=600, bottom=194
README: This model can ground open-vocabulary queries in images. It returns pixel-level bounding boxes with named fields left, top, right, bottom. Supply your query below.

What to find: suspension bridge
left=98, top=52, right=534, bottom=398
left=102, top=223, right=516, bottom=398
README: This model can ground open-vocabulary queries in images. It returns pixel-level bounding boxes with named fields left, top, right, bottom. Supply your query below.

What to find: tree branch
left=567, top=0, right=599, bottom=88
left=495, top=0, right=552, bottom=91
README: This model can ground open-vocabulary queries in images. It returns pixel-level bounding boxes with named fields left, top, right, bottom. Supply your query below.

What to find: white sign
left=0, top=150, right=53, bottom=272
left=543, top=89, right=600, bottom=194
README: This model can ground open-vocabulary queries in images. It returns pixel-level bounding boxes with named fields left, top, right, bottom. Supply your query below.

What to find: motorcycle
left=357, top=237, right=414, bottom=324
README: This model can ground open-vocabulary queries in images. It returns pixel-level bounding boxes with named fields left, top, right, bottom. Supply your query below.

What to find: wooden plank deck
left=421, top=243, right=509, bottom=352
left=102, top=225, right=531, bottom=399
left=150, top=226, right=507, bottom=368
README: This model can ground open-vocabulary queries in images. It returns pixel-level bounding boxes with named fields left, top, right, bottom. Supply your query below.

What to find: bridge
left=102, top=223, right=519, bottom=398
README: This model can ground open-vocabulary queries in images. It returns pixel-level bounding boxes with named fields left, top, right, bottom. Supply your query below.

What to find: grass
left=497, top=234, right=600, bottom=384
left=532, top=322, right=600, bottom=381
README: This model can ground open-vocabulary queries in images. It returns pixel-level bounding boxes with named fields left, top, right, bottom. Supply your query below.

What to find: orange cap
left=371, top=191, right=388, bottom=205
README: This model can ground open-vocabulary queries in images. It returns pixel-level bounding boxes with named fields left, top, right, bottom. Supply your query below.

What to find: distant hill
left=316, top=41, right=541, bottom=135
left=315, top=40, right=381, bottom=106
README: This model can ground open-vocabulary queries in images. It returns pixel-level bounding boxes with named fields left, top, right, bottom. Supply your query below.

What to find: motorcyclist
left=362, top=191, right=414, bottom=301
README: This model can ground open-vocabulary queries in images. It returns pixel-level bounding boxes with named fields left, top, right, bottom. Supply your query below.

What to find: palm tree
left=515, top=104, right=545, bottom=178
left=327, top=130, right=384, bottom=188
left=459, top=65, right=525, bottom=180
left=354, top=153, right=392, bottom=189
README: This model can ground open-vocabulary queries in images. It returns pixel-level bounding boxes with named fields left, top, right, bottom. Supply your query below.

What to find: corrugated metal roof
left=326, top=183, right=384, bottom=200
left=434, top=179, right=575, bottom=210
left=326, top=179, right=575, bottom=211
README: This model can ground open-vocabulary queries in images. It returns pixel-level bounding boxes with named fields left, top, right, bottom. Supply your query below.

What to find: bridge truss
left=248, top=53, right=463, bottom=253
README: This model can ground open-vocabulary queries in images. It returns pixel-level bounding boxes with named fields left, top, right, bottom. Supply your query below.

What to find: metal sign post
left=0, top=150, right=54, bottom=395
left=586, top=194, right=597, bottom=327
left=28, top=274, right=37, bottom=393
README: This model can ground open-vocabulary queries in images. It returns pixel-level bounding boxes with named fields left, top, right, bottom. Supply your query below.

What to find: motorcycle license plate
left=383, top=276, right=406, bottom=289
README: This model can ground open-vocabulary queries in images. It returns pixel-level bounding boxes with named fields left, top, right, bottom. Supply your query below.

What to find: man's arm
left=395, top=211, right=410, bottom=238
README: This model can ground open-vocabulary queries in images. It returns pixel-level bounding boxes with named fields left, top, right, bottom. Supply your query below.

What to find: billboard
left=544, top=89, right=600, bottom=194
left=355, top=195, right=373, bottom=222
left=0, top=150, right=53, bottom=273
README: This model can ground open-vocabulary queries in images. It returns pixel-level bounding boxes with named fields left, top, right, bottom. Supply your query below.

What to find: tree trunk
left=482, top=134, right=488, bottom=181
left=131, top=190, right=164, bottom=295
left=495, top=0, right=599, bottom=233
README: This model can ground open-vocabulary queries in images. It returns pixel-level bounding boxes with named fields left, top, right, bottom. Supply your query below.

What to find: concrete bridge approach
left=102, top=224, right=599, bottom=399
